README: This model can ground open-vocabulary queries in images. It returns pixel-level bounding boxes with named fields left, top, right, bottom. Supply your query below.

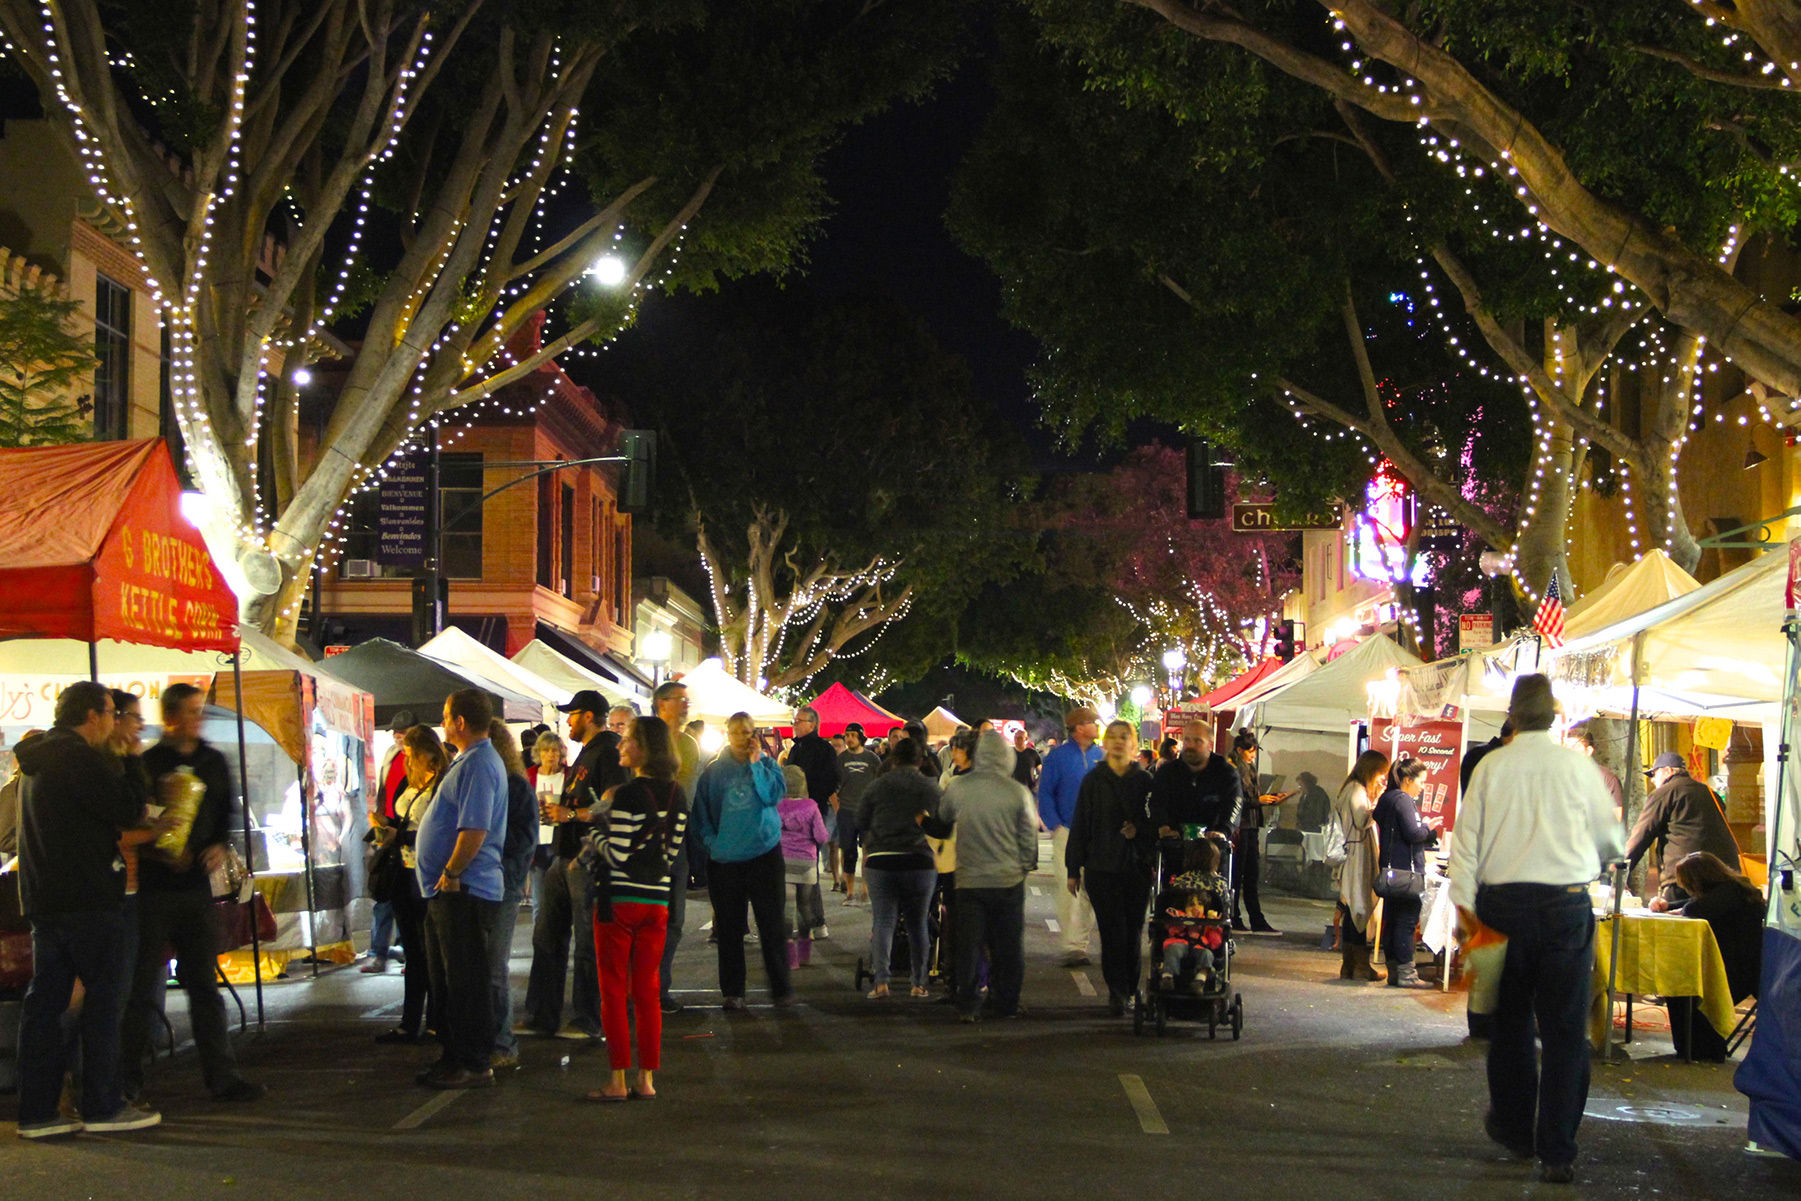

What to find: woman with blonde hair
left=485, top=721, right=537, bottom=1069
left=1334, top=749, right=1389, bottom=982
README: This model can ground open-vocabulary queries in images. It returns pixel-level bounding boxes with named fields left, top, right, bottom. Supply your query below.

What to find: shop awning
left=1200, top=658, right=1283, bottom=709
left=1238, top=635, right=1422, bottom=736
left=776, top=681, right=906, bottom=737
left=0, top=439, right=239, bottom=651
left=922, top=705, right=964, bottom=740
left=321, top=637, right=541, bottom=724
left=511, top=639, right=635, bottom=708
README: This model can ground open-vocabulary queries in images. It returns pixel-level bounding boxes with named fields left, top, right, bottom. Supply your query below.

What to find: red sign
left=324, top=645, right=350, bottom=657
left=1369, top=717, right=1464, bottom=832
left=1162, top=700, right=1214, bottom=742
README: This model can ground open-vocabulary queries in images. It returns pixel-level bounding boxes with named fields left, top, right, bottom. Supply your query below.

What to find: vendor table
left=1590, top=911, right=1736, bottom=1059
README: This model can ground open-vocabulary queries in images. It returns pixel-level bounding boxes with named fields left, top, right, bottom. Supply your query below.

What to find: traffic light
left=1273, top=618, right=1299, bottom=662
left=617, top=429, right=656, bottom=514
left=1186, top=438, right=1227, bottom=520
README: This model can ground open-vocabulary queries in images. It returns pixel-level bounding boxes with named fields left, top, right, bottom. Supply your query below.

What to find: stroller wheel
left=1154, top=996, right=1168, bottom=1037
left=1230, top=993, right=1244, bottom=1040
left=1132, top=991, right=1144, bottom=1036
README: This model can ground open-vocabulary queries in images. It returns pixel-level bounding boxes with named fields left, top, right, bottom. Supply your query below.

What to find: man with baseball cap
left=1036, top=706, right=1102, bottom=967
left=1628, top=751, right=1741, bottom=904
left=521, top=689, right=624, bottom=1039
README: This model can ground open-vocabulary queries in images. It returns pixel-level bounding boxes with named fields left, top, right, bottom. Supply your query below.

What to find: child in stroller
left=1158, top=838, right=1229, bottom=992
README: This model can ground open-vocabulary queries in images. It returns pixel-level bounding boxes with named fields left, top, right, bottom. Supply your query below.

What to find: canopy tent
left=922, top=705, right=965, bottom=741
left=1387, top=635, right=1537, bottom=721
left=420, top=626, right=568, bottom=724
left=776, top=682, right=906, bottom=738
left=1561, top=548, right=1702, bottom=642
left=1199, top=658, right=1284, bottom=709
left=322, top=637, right=541, bottom=724
left=671, top=659, right=789, bottom=726
left=0, top=439, right=238, bottom=652
left=1219, top=646, right=1325, bottom=715
left=512, top=638, right=636, bottom=709
left=532, top=622, right=652, bottom=705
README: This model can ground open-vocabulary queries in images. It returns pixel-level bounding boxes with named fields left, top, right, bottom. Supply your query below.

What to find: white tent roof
left=922, top=706, right=965, bottom=739
left=511, top=639, right=635, bottom=709
left=1389, top=633, right=1541, bottom=719
left=1550, top=545, right=1789, bottom=710
left=1240, top=635, right=1423, bottom=735
left=672, top=659, right=789, bottom=726
left=1221, top=646, right=1324, bottom=715
left=0, top=626, right=327, bottom=677
left=421, top=627, right=569, bottom=723
left=1562, top=549, right=1701, bottom=641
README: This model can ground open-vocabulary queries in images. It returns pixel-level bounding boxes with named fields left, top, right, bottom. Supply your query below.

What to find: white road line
left=1118, top=1073, right=1169, bottom=1135
left=392, top=1090, right=465, bottom=1131
left=1045, top=918, right=1061, bottom=933
left=1071, top=970, right=1096, bottom=997
left=1029, top=886, right=1043, bottom=897
left=360, top=1001, right=402, bottom=1020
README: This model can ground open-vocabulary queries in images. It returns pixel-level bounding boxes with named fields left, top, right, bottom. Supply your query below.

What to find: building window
left=560, top=483, right=575, bottom=598
left=591, top=498, right=601, bottom=596
left=93, top=274, right=131, bottom=439
left=536, top=474, right=555, bottom=589
left=439, top=453, right=484, bottom=580
left=614, top=522, right=629, bottom=618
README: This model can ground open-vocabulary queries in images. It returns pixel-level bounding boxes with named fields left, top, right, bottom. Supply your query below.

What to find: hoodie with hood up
left=923, top=732, right=1039, bottom=890
left=16, top=726, right=143, bottom=916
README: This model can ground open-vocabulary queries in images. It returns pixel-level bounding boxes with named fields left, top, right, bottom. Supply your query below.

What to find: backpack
left=1321, top=815, right=1347, bottom=869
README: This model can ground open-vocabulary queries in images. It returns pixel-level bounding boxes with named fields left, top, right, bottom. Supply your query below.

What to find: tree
left=0, top=0, right=961, bottom=638
left=0, top=275, right=96, bottom=446
left=960, top=445, right=1298, bottom=706
left=604, top=289, right=1030, bottom=691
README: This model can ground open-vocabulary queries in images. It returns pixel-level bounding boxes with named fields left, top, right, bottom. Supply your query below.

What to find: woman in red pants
left=586, top=715, right=689, bottom=1101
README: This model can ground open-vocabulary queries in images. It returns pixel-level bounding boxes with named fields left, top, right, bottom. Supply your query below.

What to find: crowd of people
left=5, top=669, right=1768, bottom=1189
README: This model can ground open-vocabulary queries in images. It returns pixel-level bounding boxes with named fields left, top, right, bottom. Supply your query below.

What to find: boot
left=797, top=937, right=812, bottom=967
left=1339, top=942, right=1355, bottom=980
left=1351, top=945, right=1382, bottom=982
left=786, top=939, right=801, bottom=971
left=1388, top=960, right=1422, bottom=988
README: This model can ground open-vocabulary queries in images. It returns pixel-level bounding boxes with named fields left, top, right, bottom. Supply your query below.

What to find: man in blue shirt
left=692, top=711, right=792, bottom=1009
left=415, top=689, right=508, bottom=1089
left=1037, top=706, right=1103, bottom=967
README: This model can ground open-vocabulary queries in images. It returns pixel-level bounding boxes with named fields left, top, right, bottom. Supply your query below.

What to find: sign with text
left=1459, top=614, right=1494, bottom=653
left=1230, top=503, right=1341, bottom=533
left=377, top=449, right=431, bottom=567
left=1162, top=700, right=1215, bottom=743
left=0, top=673, right=213, bottom=729
left=1369, top=717, right=1464, bottom=832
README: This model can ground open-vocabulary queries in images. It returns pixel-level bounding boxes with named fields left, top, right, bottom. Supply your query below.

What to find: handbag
left=368, top=834, right=407, bottom=904
left=1375, top=866, right=1426, bottom=899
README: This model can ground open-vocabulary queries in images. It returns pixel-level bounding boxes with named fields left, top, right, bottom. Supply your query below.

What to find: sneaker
left=429, top=1068, right=496, bottom=1091
left=359, top=957, right=390, bottom=974
left=554, top=1024, right=601, bottom=1041
left=1251, top=924, right=1281, bottom=936
left=211, top=1079, right=266, bottom=1103
left=814, top=925, right=830, bottom=940
left=17, top=1116, right=83, bottom=1140
left=659, top=997, right=684, bottom=1015
left=84, top=1105, right=162, bottom=1133
left=490, top=1051, right=520, bottom=1071
left=722, top=996, right=747, bottom=1011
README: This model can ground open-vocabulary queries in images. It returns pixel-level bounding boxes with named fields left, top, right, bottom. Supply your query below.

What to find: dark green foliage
left=0, top=280, right=97, bottom=447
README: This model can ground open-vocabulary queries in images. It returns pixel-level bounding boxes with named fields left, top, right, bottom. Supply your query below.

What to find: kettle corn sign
left=104, top=519, right=233, bottom=648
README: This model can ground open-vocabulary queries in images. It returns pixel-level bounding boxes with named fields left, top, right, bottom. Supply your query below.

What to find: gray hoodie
left=926, top=732, right=1039, bottom=890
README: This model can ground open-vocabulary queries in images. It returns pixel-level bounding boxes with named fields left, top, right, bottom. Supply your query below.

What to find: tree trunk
left=1511, top=414, right=1576, bottom=601
left=1635, top=446, right=1702, bottom=573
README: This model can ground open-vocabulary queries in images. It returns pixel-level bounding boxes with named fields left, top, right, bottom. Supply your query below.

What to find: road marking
left=1118, top=1074, right=1169, bottom=1135
left=1045, top=918, right=1061, bottom=933
left=392, top=1090, right=465, bottom=1131
left=360, top=1001, right=402, bottom=1020
left=1029, top=886, right=1042, bottom=897
left=1071, top=970, right=1096, bottom=997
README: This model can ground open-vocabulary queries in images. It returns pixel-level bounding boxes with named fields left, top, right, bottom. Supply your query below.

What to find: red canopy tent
left=776, top=681, right=907, bottom=738
left=0, top=439, right=238, bottom=651
left=1199, top=658, right=1283, bottom=709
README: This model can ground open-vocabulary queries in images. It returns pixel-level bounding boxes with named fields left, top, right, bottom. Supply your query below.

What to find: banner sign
left=377, top=449, right=431, bottom=567
left=0, top=672, right=214, bottom=729
left=1231, top=503, right=1341, bottom=533
left=1369, top=716, right=1464, bottom=832
left=1162, top=700, right=1214, bottom=742
left=1459, top=614, right=1494, bottom=653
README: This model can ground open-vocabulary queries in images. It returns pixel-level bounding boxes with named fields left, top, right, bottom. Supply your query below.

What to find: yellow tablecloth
left=1589, top=913, right=1736, bottom=1049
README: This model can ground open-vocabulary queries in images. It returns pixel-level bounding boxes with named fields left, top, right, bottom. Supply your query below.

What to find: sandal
left=583, top=1089, right=631, bottom=1103
left=910, top=986, right=930, bottom=998
left=866, top=984, right=890, bottom=999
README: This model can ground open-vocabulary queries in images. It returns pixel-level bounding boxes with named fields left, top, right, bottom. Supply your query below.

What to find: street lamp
left=1162, top=647, right=1187, bottom=703
left=590, top=254, right=629, bottom=286
left=1129, top=683, right=1153, bottom=709
left=641, top=628, right=673, bottom=688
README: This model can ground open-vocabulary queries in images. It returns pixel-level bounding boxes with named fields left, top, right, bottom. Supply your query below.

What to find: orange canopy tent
left=0, top=439, right=238, bottom=652
left=775, top=681, right=906, bottom=738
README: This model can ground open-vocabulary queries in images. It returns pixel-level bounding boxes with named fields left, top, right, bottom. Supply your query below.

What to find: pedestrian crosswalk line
left=392, top=1090, right=464, bottom=1131
left=1071, top=970, right=1096, bottom=997
left=1119, top=1073, right=1168, bottom=1135
left=1045, top=918, right=1061, bottom=933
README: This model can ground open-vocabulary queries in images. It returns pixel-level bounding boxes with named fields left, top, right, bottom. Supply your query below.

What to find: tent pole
left=88, top=641, right=98, bottom=683
left=1772, top=615, right=1799, bottom=927
left=232, top=650, right=265, bottom=1030
left=297, top=758, right=320, bottom=978
left=1604, top=633, right=1646, bottom=1064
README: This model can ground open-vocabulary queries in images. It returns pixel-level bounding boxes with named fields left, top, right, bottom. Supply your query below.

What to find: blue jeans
left=19, top=908, right=130, bottom=1123
left=488, top=893, right=524, bottom=1057
left=1475, top=883, right=1596, bottom=1168
left=371, top=900, right=396, bottom=960
left=867, top=866, right=937, bottom=989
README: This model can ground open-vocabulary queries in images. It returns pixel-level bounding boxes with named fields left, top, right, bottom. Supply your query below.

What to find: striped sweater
left=601, top=777, right=690, bottom=906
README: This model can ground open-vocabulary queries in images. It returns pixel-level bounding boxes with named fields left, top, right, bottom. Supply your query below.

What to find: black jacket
left=786, top=732, right=840, bottom=806
left=1627, top=771, right=1740, bottom=877
left=1682, top=884, right=1763, bottom=1001
left=501, top=773, right=537, bottom=897
left=556, top=730, right=624, bottom=859
left=1373, top=787, right=1434, bottom=874
left=16, top=727, right=144, bottom=916
left=1147, top=753, right=1242, bottom=836
left=1066, top=762, right=1153, bottom=879
left=140, top=737, right=238, bottom=893
left=856, top=767, right=940, bottom=862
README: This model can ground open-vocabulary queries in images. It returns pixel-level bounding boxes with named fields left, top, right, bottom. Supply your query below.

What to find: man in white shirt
left=1450, top=674, right=1624, bottom=1186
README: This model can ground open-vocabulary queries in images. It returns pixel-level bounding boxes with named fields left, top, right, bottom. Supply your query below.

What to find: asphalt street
left=3, top=848, right=1797, bottom=1200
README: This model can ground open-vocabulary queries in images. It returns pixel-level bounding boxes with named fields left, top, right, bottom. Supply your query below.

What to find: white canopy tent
left=1218, top=645, right=1324, bottom=714
left=511, top=638, right=636, bottom=709
left=421, top=626, right=568, bottom=724
left=1561, top=548, right=1702, bottom=642
left=671, top=659, right=790, bottom=726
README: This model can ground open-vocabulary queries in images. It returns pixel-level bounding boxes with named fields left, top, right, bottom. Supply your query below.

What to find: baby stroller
left=853, top=875, right=947, bottom=992
left=1134, top=835, right=1244, bottom=1039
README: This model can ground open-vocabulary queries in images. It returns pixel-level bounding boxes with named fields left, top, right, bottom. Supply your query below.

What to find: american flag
left=1533, top=575, right=1566, bottom=648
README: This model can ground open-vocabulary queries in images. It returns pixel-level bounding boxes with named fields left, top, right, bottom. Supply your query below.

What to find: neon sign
left=1351, top=463, right=1431, bottom=586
